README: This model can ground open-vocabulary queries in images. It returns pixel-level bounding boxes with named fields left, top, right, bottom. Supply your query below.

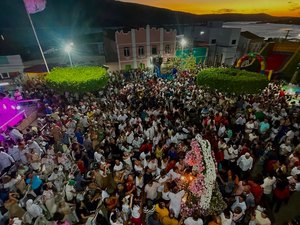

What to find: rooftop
left=241, top=31, right=264, bottom=40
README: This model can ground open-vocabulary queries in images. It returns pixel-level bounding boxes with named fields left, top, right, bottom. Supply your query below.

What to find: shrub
left=45, top=67, right=108, bottom=93
left=196, top=68, right=269, bottom=94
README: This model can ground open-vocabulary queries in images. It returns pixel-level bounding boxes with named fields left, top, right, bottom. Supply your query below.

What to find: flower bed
left=196, top=68, right=269, bottom=94
left=45, top=67, right=108, bottom=93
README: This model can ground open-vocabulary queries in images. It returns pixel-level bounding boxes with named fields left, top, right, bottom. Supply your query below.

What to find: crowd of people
left=0, top=69, right=299, bottom=225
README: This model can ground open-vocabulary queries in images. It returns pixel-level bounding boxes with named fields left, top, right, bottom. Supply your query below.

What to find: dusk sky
left=120, top=0, right=300, bottom=17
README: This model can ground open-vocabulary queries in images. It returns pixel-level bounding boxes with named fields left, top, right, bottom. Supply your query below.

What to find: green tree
left=182, top=55, right=197, bottom=72
left=197, top=68, right=269, bottom=94
left=45, top=66, right=108, bottom=93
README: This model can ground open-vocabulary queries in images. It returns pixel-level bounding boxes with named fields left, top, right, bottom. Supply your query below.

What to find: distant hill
left=0, top=0, right=299, bottom=56
left=0, top=0, right=298, bottom=30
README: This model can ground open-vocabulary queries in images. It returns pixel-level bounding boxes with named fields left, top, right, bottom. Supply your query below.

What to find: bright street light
left=65, top=45, right=72, bottom=53
left=180, top=38, right=187, bottom=56
left=180, top=39, right=187, bottom=48
left=200, top=31, right=205, bottom=35
left=65, top=42, right=73, bottom=67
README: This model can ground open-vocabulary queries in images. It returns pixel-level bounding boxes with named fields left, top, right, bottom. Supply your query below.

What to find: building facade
left=0, top=55, right=24, bottom=81
left=182, top=22, right=241, bottom=66
left=115, top=25, right=177, bottom=70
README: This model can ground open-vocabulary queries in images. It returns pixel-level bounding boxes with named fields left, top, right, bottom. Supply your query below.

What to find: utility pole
left=285, top=29, right=292, bottom=40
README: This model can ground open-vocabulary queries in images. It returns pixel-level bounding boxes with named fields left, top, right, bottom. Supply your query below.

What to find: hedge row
left=45, top=67, right=108, bottom=93
left=196, top=68, right=269, bottom=94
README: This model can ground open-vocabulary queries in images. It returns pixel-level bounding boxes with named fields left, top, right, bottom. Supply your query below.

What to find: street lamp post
left=65, top=42, right=74, bottom=67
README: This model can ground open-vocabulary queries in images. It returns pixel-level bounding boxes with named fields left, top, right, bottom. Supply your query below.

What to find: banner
left=24, top=0, right=46, bottom=14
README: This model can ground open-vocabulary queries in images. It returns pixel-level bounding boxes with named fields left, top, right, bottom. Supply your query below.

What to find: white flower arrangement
left=196, top=135, right=217, bottom=210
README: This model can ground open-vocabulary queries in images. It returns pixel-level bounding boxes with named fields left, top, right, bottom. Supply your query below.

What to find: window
left=211, top=39, right=216, bottom=44
left=165, top=44, right=171, bottom=54
left=152, top=46, right=157, bottom=55
left=0, top=72, right=10, bottom=79
left=138, top=46, right=144, bottom=56
left=124, top=47, right=130, bottom=57
left=231, top=40, right=237, bottom=45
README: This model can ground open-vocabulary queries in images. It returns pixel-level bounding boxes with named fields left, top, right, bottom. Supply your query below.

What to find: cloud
left=253, top=8, right=269, bottom=12
left=213, top=8, right=236, bottom=13
left=290, top=6, right=300, bottom=11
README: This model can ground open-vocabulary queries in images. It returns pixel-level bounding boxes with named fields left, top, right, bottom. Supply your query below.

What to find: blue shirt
left=75, top=131, right=84, bottom=145
left=259, top=122, right=270, bottom=133
left=26, top=175, right=42, bottom=190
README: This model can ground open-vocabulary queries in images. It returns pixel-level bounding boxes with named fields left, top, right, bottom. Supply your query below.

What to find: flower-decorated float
left=179, top=134, right=227, bottom=217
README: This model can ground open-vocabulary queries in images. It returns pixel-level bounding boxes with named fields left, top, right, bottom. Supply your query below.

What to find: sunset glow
left=120, top=0, right=300, bottom=17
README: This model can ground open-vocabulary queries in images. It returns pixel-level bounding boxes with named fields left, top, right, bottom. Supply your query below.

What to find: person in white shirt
left=132, top=135, right=144, bottom=149
left=184, top=214, right=204, bottom=225
left=118, top=122, right=127, bottom=132
left=167, top=167, right=181, bottom=180
left=117, top=113, right=128, bottom=122
left=113, top=160, right=124, bottom=172
left=126, top=131, right=134, bottom=145
left=249, top=132, right=258, bottom=142
left=219, top=208, right=233, bottom=225
left=144, top=180, right=160, bottom=201
left=245, top=120, right=255, bottom=134
left=9, top=128, right=23, bottom=143
left=27, top=140, right=44, bottom=156
left=144, top=126, right=155, bottom=140
left=291, top=164, right=300, bottom=176
left=3, top=174, right=22, bottom=189
left=26, top=199, right=43, bottom=218
left=0, top=148, right=15, bottom=173
left=218, top=139, right=227, bottom=151
left=135, top=172, right=144, bottom=196
left=134, top=160, right=144, bottom=173
left=169, top=187, right=185, bottom=218
left=80, top=115, right=89, bottom=128
left=231, top=195, right=247, bottom=213
left=261, top=174, right=276, bottom=196
left=65, top=180, right=76, bottom=202
left=235, top=115, right=246, bottom=131
left=94, top=149, right=105, bottom=163
left=217, top=123, right=226, bottom=137
left=237, top=153, right=253, bottom=172
left=294, top=180, right=300, bottom=192
left=224, top=145, right=238, bottom=163
left=28, top=149, right=41, bottom=171
left=254, top=209, right=271, bottom=225
left=7, top=144, right=21, bottom=161
left=131, top=200, right=141, bottom=224
left=48, top=167, right=65, bottom=192
left=279, top=140, right=292, bottom=156
left=120, top=143, right=133, bottom=153
left=147, top=157, right=158, bottom=176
